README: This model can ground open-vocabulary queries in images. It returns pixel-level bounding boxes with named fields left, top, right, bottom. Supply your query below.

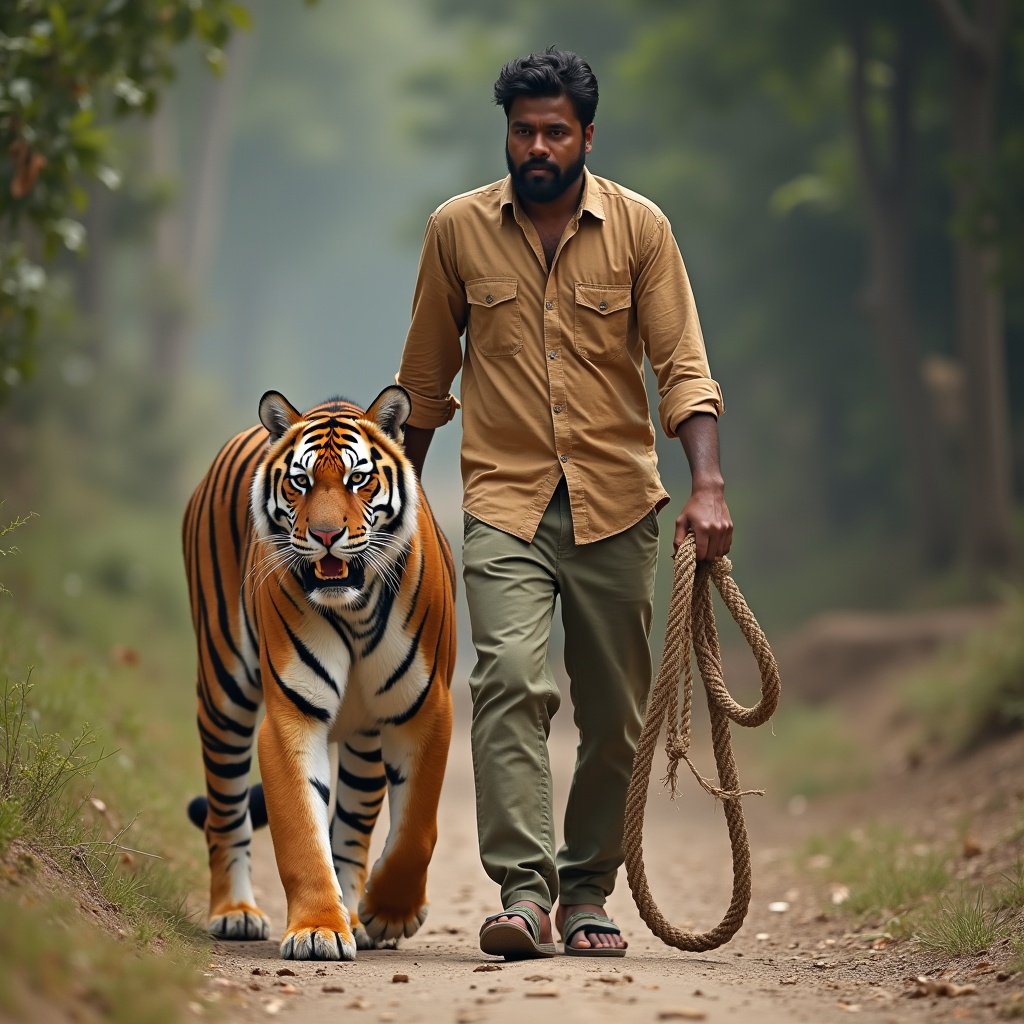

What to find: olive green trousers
left=463, top=479, right=660, bottom=912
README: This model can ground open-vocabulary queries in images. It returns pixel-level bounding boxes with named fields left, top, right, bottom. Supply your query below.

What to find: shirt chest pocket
left=573, top=283, right=632, bottom=362
left=466, top=278, right=522, bottom=357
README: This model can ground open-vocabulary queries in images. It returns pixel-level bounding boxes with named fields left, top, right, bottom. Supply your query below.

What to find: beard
left=506, top=142, right=586, bottom=204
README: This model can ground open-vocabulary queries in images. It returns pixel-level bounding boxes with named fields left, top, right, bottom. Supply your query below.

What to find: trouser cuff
left=503, top=889, right=553, bottom=914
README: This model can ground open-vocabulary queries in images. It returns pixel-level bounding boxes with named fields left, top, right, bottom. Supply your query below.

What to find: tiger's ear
left=259, top=391, right=303, bottom=442
left=366, top=385, right=412, bottom=440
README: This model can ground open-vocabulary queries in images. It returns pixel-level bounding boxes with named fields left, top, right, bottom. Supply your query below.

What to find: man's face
left=505, top=94, right=594, bottom=205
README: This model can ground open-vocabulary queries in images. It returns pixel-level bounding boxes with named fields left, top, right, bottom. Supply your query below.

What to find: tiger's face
left=250, top=387, right=418, bottom=609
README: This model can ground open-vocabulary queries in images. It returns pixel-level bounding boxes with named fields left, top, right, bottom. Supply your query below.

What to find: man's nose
left=528, top=138, right=549, bottom=158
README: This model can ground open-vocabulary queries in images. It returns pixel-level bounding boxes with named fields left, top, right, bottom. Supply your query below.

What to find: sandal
left=479, top=903, right=556, bottom=960
left=560, top=910, right=627, bottom=957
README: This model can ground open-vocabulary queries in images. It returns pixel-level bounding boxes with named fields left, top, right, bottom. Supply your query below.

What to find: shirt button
left=599, top=301, right=608, bottom=311
left=485, top=294, right=493, bottom=303
left=553, top=405, right=562, bottom=413
left=560, top=455, right=568, bottom=463
left=548, top=350, right=557, bottom=359
left=545, top=301, right=554, bottom=310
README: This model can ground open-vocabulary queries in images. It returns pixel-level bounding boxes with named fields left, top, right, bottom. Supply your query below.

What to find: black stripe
left=207, top=813, right=247, bottom=833
left=376, top=615, right=425, bottom=695
left=272, top=602, right=340, bottom=696
left=203, top=751, right=252, bottom=779
left=334, top=806, right=375, bottom=835
left=336, top=763, right=386, bottom=793
left=343, top=742, right=382, bottom=763
left=309, top=777, right=330, bottom=805
left=268, top=658, right=331, bottom=722
left=384, top=762, right=406, bottom=787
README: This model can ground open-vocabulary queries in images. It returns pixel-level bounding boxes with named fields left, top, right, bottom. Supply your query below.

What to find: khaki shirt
left=397, top=168, right=723, bottom=544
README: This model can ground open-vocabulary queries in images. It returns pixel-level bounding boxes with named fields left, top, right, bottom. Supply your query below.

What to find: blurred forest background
left=2, top=0, right=1023, bottom=664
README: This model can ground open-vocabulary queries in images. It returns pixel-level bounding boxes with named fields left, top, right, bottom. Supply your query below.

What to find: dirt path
left=198, top=687, right=1022, bottom=1024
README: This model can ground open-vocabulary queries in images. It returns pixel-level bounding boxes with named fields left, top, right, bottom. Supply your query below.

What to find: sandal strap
left=480, top=903, right=543, bottom=941
left=561, top=910, right=621, bottom=943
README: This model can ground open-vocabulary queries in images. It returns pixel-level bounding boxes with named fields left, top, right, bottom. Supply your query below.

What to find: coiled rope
left=624, top=533, right=782, bottom=951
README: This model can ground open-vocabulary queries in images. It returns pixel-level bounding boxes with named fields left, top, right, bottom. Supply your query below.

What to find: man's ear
left=365, top=385, right=412, bottom=440
left=258, top=391, right=303, bottom=442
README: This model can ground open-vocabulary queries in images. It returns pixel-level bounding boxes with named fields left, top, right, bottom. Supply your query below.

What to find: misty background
left=2, top=0, right=1022, bottom=674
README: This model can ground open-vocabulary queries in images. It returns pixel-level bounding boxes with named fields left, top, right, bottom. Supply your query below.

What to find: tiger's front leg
left=259, top=649, right=356, bottom=961
left=359, top=683, right=453, bottom=944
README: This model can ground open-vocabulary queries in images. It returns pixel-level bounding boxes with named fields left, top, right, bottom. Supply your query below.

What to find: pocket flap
left=467, top=278, right=518, bottom=307
left=575, top=283, right=632, bottom=315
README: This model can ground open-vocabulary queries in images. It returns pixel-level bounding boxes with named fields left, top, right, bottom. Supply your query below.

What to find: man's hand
left=674, top=412, right=733, bottom=560
left=674, top=484, right=733, bottom=560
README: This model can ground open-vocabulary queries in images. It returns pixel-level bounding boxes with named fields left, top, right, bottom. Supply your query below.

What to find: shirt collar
left=499, top=167, right=606, bottom=225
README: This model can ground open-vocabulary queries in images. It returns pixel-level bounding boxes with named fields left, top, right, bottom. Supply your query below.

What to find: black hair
left=493, top=46, right=598, bottom=128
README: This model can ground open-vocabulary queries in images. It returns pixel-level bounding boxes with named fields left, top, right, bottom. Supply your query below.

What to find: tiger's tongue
left=315, top=554, right=349, bottom=580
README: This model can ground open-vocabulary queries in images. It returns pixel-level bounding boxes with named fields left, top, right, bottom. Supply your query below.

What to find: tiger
left=182, top=385, right=455, bottom=961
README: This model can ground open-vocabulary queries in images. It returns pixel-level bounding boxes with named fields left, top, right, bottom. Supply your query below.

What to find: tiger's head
left=250, top=386, right=418, bottom=609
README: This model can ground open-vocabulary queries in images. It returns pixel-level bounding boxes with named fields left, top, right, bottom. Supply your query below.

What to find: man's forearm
left=676, top=412, right=725, bottom=490
left=673, top=412, right=732, bottom=559
left=403, top=425, right=435, bottom=480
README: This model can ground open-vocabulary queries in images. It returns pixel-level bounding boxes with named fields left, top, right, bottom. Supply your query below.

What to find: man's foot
left=479, top=901, right=556, bottom=960
left=555, top=903, right=627, bottom=953
left=484, top=900, right=554, bottom=943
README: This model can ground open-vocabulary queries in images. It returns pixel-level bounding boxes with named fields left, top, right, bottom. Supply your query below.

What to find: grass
left=0, top=489, right=213, bottom=1021
left=903, top=590, right=1024, bottom=753
left=745, top=704, right=875, bottom=799
left=805, top=825, right=949, bottom=930
left=805, top=827, right=1024, bottom=960
left=913, top=887, right=1008, bottom=955
left=0, top=893, right=201, bottom=1024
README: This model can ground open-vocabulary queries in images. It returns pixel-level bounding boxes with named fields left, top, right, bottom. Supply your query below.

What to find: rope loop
left=624, top=533, right=781, bottom=951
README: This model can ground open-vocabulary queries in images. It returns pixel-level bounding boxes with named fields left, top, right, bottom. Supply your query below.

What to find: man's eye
left=349, top=472, right=367, bottom=486
left=291, top=473, right=310, bottom=490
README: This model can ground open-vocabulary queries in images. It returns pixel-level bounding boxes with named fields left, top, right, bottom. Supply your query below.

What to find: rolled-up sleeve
left=396, top=214, right=467, bottom=429
left=634, top=215, right=724, bottom=438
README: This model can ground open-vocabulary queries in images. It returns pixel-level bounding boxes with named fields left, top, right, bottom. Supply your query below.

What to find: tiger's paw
left=208, top=904, right=271, bottom=941
left=359, top=898, right=429, bottom=943
left=280, top=926, right=357, bottom=961
left=353, top=924, right=399, bottom=950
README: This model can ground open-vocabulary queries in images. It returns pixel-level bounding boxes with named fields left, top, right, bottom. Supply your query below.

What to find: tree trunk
left=930, top=0, right=1016, bottom=576
left=850, top=20, right=955, bottom=567
left=149, top=20, right=258, bottom=379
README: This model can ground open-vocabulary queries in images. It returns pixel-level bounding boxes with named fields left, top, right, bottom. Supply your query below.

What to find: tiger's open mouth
left=315, top=554, right=349, bottom=580
left=305, top=554, right=365, bottom=592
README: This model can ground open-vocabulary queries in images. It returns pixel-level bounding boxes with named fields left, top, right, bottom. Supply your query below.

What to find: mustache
left=519, top=158, right=559, bottom=174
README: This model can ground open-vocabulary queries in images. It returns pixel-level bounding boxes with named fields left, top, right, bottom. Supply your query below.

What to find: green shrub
left=904, top=593, right=1024, bottom=752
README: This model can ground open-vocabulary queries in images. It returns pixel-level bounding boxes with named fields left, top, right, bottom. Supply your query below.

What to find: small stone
left=768, top=901, right=790, bottom=913
left=962, top=835, right=983, bottom=858
left=392, top=974, right=409, bottom=983
left=252, top=968, right=268, bottom=976
left=277, top=983, right=298, bottom=995
left=525, top=988, right=559, bottom=998
left=473, top=964, right=502, bottom=972
left=323, top=985, right=345, bottom=993
left=276, top=968, right=296, bottom=977
left=657, top=1010, right=707, bottom=1021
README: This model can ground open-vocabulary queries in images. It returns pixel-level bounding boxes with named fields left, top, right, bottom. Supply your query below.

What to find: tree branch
left=849, top=19, right=884, bottom=204
left=928, top=0, right=991, bottom=62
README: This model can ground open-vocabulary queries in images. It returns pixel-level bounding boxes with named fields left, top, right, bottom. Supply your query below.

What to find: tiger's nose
left=309, top=527, right=343, bottom=548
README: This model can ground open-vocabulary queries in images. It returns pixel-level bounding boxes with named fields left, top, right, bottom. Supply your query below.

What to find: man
left=396, top=47, right=732, bottom=958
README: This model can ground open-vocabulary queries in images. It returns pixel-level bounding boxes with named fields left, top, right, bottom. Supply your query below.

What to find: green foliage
left=913, top=886, right=1009, bottom=956
left=748, top=703, right=874, bottom=799
left=0, top=892, right=202, bottom=1024
left=0, top=0, right=251, bottom=394
left=0, top=505, right=36, bottom=596
left=904, top=592, right=1024, bottom=752
left=0, top=678, right=98, bottom=853
left=805, top=825, right=950, bottom=924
